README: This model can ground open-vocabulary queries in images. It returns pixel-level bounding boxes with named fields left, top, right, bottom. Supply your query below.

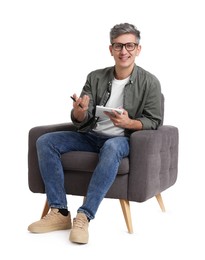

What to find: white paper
left=95, top=105, right=123, bottom=118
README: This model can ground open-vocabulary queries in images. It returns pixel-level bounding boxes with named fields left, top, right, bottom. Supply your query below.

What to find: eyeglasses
left=112, top=42, right=138, bottom=51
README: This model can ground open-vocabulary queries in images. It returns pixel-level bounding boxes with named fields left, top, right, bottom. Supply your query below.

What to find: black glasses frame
left=112, top=42, right=138, bottom=51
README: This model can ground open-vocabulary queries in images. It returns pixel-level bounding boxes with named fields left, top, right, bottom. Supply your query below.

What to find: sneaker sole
left=28, top=223, right=72, bottom=233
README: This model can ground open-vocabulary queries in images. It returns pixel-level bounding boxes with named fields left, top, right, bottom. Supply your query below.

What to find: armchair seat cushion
left=62, top=151, right=129, bottom=175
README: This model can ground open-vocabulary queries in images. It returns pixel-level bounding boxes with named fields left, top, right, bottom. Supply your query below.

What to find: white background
left=0, top=0, right=204, bottom=259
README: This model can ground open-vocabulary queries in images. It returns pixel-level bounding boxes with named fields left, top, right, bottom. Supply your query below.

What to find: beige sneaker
left=28, top=208, right=72, bottom=233
left=69, top=213, right=89, bottom=244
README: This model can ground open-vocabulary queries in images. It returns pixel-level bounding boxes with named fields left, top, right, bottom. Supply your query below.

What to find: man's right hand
left=72, top=94, right=90, bottom=122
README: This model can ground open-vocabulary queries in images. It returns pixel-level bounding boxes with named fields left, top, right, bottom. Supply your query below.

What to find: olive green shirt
left=71, top=64, right=162, bottom=136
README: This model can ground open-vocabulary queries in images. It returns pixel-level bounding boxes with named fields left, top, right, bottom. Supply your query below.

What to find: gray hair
left=110, top=23, right=141, bottom=44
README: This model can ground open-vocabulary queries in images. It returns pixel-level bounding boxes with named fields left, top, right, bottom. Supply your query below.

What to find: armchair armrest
left=128, top=125, right=179, bottom=202
left=28, top=122, right=76, bottom=193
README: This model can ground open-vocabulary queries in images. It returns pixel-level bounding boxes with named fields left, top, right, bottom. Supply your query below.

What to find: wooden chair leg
left=155, top=193, right=165, bottom=212
left=119, top=199, right=133, bottom=234
left=41, top=199, right=49, bottom=219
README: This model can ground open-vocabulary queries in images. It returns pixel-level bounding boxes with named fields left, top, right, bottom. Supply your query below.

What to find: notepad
left=95, top=105, right=123, bottom=118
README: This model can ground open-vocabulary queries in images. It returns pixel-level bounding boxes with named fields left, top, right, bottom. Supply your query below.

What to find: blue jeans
left=36, top=130, right=130, bottom=220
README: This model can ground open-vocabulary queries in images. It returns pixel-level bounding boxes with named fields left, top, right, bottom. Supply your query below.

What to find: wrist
left=126, top=119, right=142, bottom=130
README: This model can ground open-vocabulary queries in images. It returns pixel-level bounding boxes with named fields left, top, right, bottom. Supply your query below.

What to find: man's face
left=109, top=33, right=141, bottom=69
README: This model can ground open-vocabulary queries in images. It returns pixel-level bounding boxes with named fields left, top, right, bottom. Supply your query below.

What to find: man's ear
left=109, top=45, right=113, bottom=56
left=136, top=45, right=142, bottom=56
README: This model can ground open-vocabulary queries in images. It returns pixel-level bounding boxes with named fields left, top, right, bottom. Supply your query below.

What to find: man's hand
left=104, top=109, right=142, bottom=130
left=72, top=94, right=90, bottom=122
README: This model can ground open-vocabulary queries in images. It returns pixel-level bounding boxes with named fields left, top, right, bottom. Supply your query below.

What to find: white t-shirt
left=93, top=76, right=130, bottom=136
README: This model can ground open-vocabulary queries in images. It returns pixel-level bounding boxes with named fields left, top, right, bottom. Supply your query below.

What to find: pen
left=70, top=96, right=83, bottom=108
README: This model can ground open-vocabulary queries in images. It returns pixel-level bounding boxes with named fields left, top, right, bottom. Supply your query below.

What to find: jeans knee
left=36, top=133, right=51, bottom=151
left=104, top=140, right=118, bottom=153
left=102, top=137, right=129, bottom=157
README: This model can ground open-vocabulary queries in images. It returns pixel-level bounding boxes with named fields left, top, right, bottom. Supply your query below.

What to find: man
left=28, top=22, right=162, bottom=244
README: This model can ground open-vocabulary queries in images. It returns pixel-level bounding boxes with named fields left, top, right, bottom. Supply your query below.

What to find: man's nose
left=121, top=45, right=127, bottom=53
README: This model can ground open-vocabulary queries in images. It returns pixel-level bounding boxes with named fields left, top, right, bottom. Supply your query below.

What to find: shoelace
left=73, top=217, right=87, bottom=230
left=42, top=210, right=58, bottom=220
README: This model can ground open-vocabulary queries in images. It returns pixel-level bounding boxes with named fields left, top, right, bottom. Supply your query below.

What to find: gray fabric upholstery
left=62, top=152, right=129, bottom=174
left=28, top=122, right=178, bottom=203
left=28, top=94, right=178, bottom=202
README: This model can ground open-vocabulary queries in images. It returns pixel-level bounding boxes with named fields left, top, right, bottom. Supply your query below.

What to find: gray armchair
left=28, top=97, right=178, bottom=233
